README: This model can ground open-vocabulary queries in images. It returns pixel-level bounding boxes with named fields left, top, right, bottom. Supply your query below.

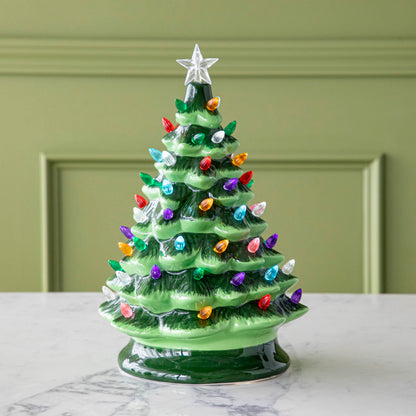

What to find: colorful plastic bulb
left=116, top=270, right=132, bottom=285
left=206, top=97, right=220, bottom=111
left=247, top=179, right=254, bottom=188
left=258, top=294, right=271, bottom=310
left=175, top=98, right=188, bottom=113
left=120, top=302, right=134, bottom=318
left=140, top=172, right=156, bottom=186
left=282, top=259, right=295, bottom=275
left=193, top=268, right=205, bottom=280
left=230, top=272, right=245, bottom=287
left=174, top=235, right=186, bottom=251
left=200, top=156, right=211, bottom=171
left=264, top=265, right=279, bottom=282
left=233, top=205, right=247, bottom=221
left=149, top=148, right=163, bottom=162
left=118, top=242, right=133, bottom=257
left=247, top=238, right=260, bottom=253
left=192, top=133, right=205, bottom=144
left=120, top=226, right=133, bottom=240
left=224, top=120, right=237, bottom=136
left=161, top=179, right=174, bottom=195
left=223, top=177, right=238, bottom=191
left=133, top=236, right=147, bottom=251
left=251, top=202, right=266, bottom=217
left=102, top=285, right=117, bottom=301
left=291, top=288, right=302, bottom=304
left=133, top=207, right=147, bottom=223
left=162, top=117, right=175, bottom=133
left=151, top=264, right=162, bottom=279
left=211, top=130, right=225, bottom=144
left=163, top=208, right=174, bottom=220
left=199, top=198, right=214, bottom=211
left=264, top=233, right=278, bottom=249
left=162, top=150, right=177, bottom=167
left=214, top=239, right=229, bottom=254
left=134, top=194, right=148, bottom=209
left=239, top=170, right=253, bottom=185
left=198, top=306, right=212, bottom=320
left=232, top=153, right=248, bottom=167
left=108, top=259, right=124, bottom=272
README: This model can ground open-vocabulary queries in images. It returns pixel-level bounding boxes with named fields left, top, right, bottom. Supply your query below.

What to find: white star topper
left=176, top=44, right=218, bottom=85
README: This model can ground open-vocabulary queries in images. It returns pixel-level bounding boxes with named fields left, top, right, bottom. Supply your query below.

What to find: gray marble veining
left=1, top=293, right=415, bottom=415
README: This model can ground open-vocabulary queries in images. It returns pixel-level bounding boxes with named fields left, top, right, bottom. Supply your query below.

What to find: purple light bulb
left=264, top=233, right=278, bottom=249
left=120, top=226, right=134, bottom=240
left=163, top=208, right=174, bottom=220
left=223, top=178, right=238, bottom=191
left=230, top=272, right=245, bottom=287
left=151, top=264, right=162, bottom=279
left=291, top=288, right=302, bottom=304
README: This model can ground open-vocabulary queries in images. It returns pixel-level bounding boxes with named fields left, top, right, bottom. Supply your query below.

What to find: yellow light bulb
left=214, top=239, right=229, bottom=254
left=232, top=152, right=248, bottom=167
left=118, top=242, right=133, bottom=257
left=199, top=198, right=214, bottom=211
left=206, top=97, right=220, bottom=111
left=198, top=306, right=212, bottom=320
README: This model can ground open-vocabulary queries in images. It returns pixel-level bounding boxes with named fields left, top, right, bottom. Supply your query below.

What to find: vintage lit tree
left=99, top=45, right=307, bottom=384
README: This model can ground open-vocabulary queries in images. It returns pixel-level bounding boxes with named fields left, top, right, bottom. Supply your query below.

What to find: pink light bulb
left=247, top=237, right=260, bottom=253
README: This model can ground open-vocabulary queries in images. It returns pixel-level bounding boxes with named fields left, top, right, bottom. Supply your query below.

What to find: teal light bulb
left=174, top=235, right=186, bottom=251
left=149, top=148, right=163, bottom=162
left=161, top=179, right=174, bottom=195
left=264, top=265, right=279, bottom=282
left=233, top=205, right=247, bottom=221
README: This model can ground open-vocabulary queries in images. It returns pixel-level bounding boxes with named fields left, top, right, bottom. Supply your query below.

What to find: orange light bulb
left=199, top=198, right=214, bottom=211
left=198, top=306, right=212, bottom=319
left=232, top=153, right=248, bottom=167
left=118, top=242, right=133, bottom=257
left=214, top=239, right=229, bottom=254
left=206, top=97, right=220, bottom=111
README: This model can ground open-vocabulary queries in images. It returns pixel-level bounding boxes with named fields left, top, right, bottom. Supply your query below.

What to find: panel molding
left=2, top=38, right=416, bottom=76
left=40, top=153, right=384, bottom=293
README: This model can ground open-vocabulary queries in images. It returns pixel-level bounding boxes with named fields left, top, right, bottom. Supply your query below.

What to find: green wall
left=0, top=1, right=415, bottom=293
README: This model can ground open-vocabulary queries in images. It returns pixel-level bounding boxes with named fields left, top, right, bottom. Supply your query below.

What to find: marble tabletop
left=0, top=293, right=415, bottom=415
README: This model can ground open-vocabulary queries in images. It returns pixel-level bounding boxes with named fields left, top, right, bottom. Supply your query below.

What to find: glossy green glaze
left=117, top=234, right=284, bottom=276
left=108, top=269, right=298, bottom=313
left=98, top=77, right=308, bottom=381
left=99, top=294, right=307, bottom=350
left=118, top=338, right=290, bottom=384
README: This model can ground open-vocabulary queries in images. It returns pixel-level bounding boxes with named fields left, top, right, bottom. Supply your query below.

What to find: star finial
left=176, top=44, right=218, bottom=85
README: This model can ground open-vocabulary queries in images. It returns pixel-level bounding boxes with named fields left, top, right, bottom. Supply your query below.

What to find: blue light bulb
left=161, top=179, right=174, bottom=195
left=233, top=205, right=247, bottom=221
left=149, top=148, right=163, bottom=162
left=264, top=265, right=279, bottom=282
left=174, top=235, right=186, bottom=251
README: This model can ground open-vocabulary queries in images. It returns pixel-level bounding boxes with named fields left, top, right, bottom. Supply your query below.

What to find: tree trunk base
left=118, top=338, right=290, bottom=384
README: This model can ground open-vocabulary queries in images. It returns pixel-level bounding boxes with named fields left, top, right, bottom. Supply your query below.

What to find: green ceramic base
left=118, top=338, right=290, bottom=384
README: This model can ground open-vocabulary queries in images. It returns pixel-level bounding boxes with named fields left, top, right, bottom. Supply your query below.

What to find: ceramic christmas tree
left=99, top=45, right=308, bottom=384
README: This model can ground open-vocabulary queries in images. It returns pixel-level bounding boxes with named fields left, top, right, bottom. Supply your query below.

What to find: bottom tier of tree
left=99, top=295, right=308, bottom=350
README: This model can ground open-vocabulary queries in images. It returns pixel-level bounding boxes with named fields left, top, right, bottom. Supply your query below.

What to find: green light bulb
left=133, top=237, right=147, bottom=251
left=193, top=268, right=205, bottom=280
left=175, top=99, right=188, bottom=113
left=224, top=120, right=237, bottom=135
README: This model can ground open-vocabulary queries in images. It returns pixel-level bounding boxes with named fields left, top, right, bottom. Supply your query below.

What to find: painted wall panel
left=0, top=1, right=415, bottom=293
left=44, top=156, right=378, bottom=293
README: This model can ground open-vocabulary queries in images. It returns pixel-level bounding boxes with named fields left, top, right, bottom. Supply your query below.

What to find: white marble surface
left=0, top=293, right=415, bottom=415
